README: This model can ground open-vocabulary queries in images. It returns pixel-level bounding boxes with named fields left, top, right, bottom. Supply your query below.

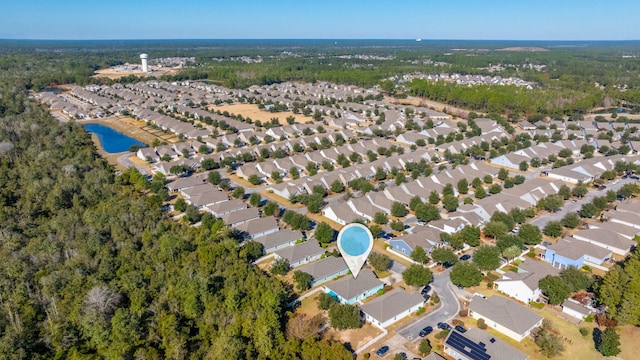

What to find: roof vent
left=490, top=338, right=496, bottom=343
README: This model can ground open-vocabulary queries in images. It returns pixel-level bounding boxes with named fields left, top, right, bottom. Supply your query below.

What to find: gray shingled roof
left=254, top=229, right=303, bottom=250
left=273, top=240, right=324, bottom=264
left=297, top=256, right=348, bottom=280
left=359, top=288, right=424, bottom=325
left=468, top=295, right=542, bottom=336
left=324, top=268, right=384, bottom=301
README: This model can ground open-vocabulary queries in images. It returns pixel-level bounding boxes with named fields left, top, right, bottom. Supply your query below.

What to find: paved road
left=397, top=268, right=460, bottom=342
left=530, top=177, right=636, bottom=229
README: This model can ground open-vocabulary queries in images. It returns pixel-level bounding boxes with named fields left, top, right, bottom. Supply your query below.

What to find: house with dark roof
left=359, top=288, right=424, bottom=329
left=297, top=256, right=349, bottom=287
left=323, top=268, right=384, bottom=305
left=273, top=240, right=324, bottom=267
left=254, top=229, right=304, bottom=254
left=468, top=295, right=543, bottom=342
left=444, top=328, right=528, bottom=360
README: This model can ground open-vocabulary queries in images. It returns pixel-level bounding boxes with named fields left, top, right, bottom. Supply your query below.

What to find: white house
left=468, top=295, right=543, bottom=342
left=494, top=259, right=560, bottom=304
left=561, top=299, right=592, bottom=321
left=359, top=288, right=424, bottom=329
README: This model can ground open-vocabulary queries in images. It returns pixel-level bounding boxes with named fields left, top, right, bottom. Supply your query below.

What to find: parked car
left=542, top=241, right=553, bottom=247
left=421, top=285, right=431, bottom=295
left=397, top=352, right=407, bottom=360
left=455, top=325, right=467, bottom=333
left=419, top=326, right=433, bottom=337
left=459, top=254, right=471, bottom=261
left=423, top=294, right=431, bottom=302
left=437, top=322, right=452, bottom=331
left=511, top=226, right=520, bottom=234
left=375, top=345, right=390, bottom=356
left=631, top=175, right=639, bottom=180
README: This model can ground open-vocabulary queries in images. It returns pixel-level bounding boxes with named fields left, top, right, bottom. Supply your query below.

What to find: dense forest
left=0, top=91, right=352, bottom=358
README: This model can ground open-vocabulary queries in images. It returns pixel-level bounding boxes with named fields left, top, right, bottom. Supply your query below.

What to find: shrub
left=459, top=310, right=468, bottom=317
left=529, top=301, right=545, bottom=309
left=579, top=327, right=590, bottom=337
left=451, top=319, right=464, bottom=327
left=477, top=318, right=487, bottom=330
left=363, top=353, right=370, bottom=359
left=584, top=313, right=594, bottom=323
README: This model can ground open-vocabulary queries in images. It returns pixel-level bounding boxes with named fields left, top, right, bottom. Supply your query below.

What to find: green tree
left=390, top=220, right=405, bottom=232
left=488, top=183, right=502, bottom=194
left=503, top=245, right=522, bottom=261
left=402, top=264, right=434, bottom=288
left=368, top=252, right=391, bottom=272
left=450, top=262, right=484, bottom=287
left=391, top=202, right=408, bottom=217
left=249, top=192, right=262, bottom=207
left=419, top=339, right=432, bottom=356
left=595, top=327, right=621, bottom=357
left=293, top=270, right=312, bottom=291
left=543, top=221, right=563, bottom=237
left=329, top=303, right=361, bottom=330
left=560, top=267, right=592, bottom=292
left=415, top=203, right=441, bottom=222
left=232, top=186, right=245, bottom=199
left=428, top=191, right=440, bottom=204
left=318, top=293, right=338, bottom=310
left=374, top=212, right=388, bottom=225
left=572, top=183, right=588, bottom=198
left=271, top=258, right=291, bottom=275
left=174, top=197, right=187, bottom=212
left=535, top=329, right=565, bottom=358
left=474, top=186, right=487, bottom=199
left=519, top=161, right=529, bottom=171
left=431, top=247, right=458, bottom=266
left=457, top=178, right=469, bottom=195
left=442, top=195, right=458, bottom=212
left=483, top=175, right=493, bottom=184
left=498, top=168, right=509, bottom=181
left=442, top=183, right=455, bottom=196
left=539, top=275, right=570, bottom=305
left=483, top=221, right=509, bottom=239
left=411, top=246, right=429, bottom=264
left=519, top=224, right=542, bottom=245
left=472, top=245, right=501, bottom=271
left=459, top=225, right=481, bottom=246
left=330, top=179, right=345, bottom=193
left=579, top=203, right=598, bottom=218
left=208, top=170, right=222, bottom=185
left=491, top=211, right=515, bottom=231
left=561, top=212, right=580, bottom=229
left=263, top=201, right=280, bottom=216
left=315, top=222, right=335, bottom=244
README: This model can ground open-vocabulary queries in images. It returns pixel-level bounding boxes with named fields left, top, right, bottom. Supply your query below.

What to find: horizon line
left=1, top=37, right=640, bottom=42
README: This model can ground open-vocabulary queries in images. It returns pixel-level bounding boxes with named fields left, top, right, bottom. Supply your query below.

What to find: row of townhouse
left=133, top=108, right=210, bottom=139
left=386, top=178, right=566, bottom=256
left=544, top=202, right=640, bottom=271
left=322, top=159, right=505, bottom=227
left=546, top=154, right=640, bottom=184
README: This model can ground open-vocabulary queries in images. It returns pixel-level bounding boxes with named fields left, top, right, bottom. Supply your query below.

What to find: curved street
left=397, top=268, right=461, bottom=342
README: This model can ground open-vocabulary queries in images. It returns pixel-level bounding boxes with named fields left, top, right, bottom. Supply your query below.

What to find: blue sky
left=1, top=0, right=638, bottom=40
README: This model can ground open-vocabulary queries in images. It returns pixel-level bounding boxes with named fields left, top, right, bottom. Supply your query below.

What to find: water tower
left=140, top=54, right=149, bottom=72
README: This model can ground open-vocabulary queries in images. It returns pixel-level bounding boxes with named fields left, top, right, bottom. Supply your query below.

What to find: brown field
left=92, top=65, right=181, bottom=80
left=210, top=103, right=315, bottom=125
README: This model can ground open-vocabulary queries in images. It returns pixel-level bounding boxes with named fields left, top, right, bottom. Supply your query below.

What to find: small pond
left=84, top=124, right=146, bottom=153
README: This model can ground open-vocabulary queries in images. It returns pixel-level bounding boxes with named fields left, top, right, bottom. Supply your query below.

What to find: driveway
left=396, top=268, right=460, bottom=341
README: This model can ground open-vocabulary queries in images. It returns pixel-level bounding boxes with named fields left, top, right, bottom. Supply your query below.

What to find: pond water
left=83, top=124, right=146, bottom=153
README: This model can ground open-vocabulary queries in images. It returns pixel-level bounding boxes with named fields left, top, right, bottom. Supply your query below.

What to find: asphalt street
left=396, top=268, right=460, bottom=342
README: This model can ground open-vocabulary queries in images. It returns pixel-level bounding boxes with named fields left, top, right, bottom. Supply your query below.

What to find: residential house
left=323, top=268, right=385, bottom=305
left=359, top=288, right=424, bottom=329
left=234, top=217, right=279, bottom=240
left=297, top=256, right=350, bottom=287
left=544, top=237, right=612, bottom=271
left=494, top=259, right=560, bottom=304
left=220, top=207, right=260, bottom=227
left=137, top=147, right=159, bottom=162
left=468, top=295, right=543, bottom=342
left=205, top=199, right=247, bottom=217
left=273, top=240, right=324, bottom=267
left=254, top=229, right=304, bottom=254
left=561, top=299, right=592, bottom=321
left=571, top=229, right=635, bottom=257
left=444, top=328, right=528, bottom=360
left=387, top=226, right=442, bottom=256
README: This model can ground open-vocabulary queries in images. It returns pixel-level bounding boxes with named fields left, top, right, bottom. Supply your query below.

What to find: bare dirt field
left=92, top=65, right=181, bottom=80
left=210, top=104, right=315, bottom=125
